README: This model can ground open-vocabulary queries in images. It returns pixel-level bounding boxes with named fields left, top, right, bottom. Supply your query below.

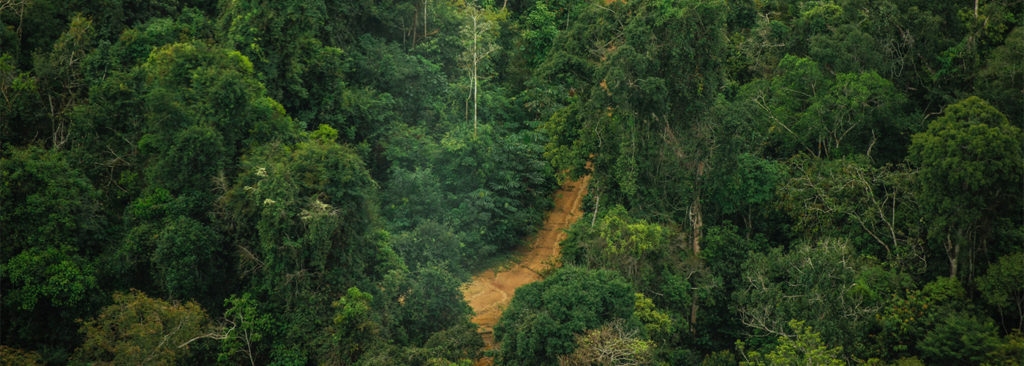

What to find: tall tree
left=0, top=146, right=107, bottom=362
left=459, top=3, right=503, bottom=136
left=908, top=96, right=1023, bottom=280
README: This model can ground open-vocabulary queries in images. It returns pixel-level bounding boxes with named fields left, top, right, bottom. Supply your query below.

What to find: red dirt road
left=461, top=175, right=590, bottom=365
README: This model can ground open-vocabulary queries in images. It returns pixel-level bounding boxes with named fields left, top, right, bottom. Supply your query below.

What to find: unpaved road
left=461, top=175, right=590, bottom=365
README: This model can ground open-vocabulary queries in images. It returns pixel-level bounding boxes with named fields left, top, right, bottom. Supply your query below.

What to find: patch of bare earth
left=460, top=175, right=590, bottom=366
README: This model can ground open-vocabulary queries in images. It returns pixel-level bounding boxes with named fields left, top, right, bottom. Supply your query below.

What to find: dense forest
left=1, top=0, right=1022, bottom=365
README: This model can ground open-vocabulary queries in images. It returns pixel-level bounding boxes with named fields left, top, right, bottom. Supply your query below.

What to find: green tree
left=976, top=26, right=1024, bottom=128
left=699, top=222, right=769, bottom=348
left=709, top=153, right=785, bottom=237
left=381, top=265, right=474, bottom=346
left=494, top=266, right=635, bottom=366
left=330, top=287, right=378, bottom=364
left=917, top=312, right=1001, bottom=365
left=0, top=146, right=106, bottom=361
left=0, top=146, right=104, bottom=263
left=514, top=2, right=557, bottom=70
left=740, top=55, right=914, bottom=161
left=734, top=239, right=909, bottom=357
left=539, top=0, right=728, bottom=227
left=32, top=15, right=96, bottom=149
left=390, top=220, right=465, bottom=275
left=568, top=205, right=673, bottom=287
left=0, top=53, right=44, bottom=146
left=70, top=12, right=212, bottom=212
left=151, top=215, right=224, bottom=303
left=221, top=126, right=398, bottom=364
left=217, top=0, right=333, bottom=119
left=808, top=23, right=883, bottom=74
left=434, top=125, right=555, bottom=257
left=137, top=41, right=298, bottom=195
left=872, top=276, right=969, bottom=360
left=908, top=96, right=1023, bottom=280
left=382, top=167, right=445, bottom=232
left=97, top=39, right=301, bottom=307
left=977, top=253, right=1024, bottom=331
left=777, top=155, right=925, bottom=270
left=458, top=3, right=504, bottom=136
left=986, top=331, right=1024, bottom=366
left=229, top=129, right=389, bottom=295
left=218, top=293, right=272, bottom=366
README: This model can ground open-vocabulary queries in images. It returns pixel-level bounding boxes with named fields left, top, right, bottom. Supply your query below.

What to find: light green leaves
left=739, top=320, right=846, bottom=366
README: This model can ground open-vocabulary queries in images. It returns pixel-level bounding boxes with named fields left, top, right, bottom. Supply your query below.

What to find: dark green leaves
left=495, top=267, right=635, bottom=365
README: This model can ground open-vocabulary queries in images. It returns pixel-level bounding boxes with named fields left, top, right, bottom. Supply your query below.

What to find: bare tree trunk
left=472, top=13, right=478, bottom=137
left=591, top=191, right=600, bottom=227
left=690, top=195, right=703, bottom=256
left=946, top=232, right=960, bottom=279
left=688, top=159, right=707, bottom=336
left=410, top=10, right=418, bottom=47
left=689, top=193, right=703, bottom=335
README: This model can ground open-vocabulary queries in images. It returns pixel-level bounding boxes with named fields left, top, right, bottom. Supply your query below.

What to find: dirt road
left=460, top=175, right=590, bottom=365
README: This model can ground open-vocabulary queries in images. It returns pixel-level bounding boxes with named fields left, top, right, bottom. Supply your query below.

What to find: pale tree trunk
left=689, top=195, right=703, bottom=336
left=690, top=196, right=703, bottom=256
left=946, top=231, right=960, bottom=279
left=688, top=163, right=706, bottom=335
left=472, top=13, right=478, bottom=137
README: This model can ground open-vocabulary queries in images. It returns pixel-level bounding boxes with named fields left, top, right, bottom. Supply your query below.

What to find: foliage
left=976, top=26, right=1024, bottom=127
left=977, top=253, right=1024, bottom=330
left=0, top=346, right=43, bottom=366
left=734, top=239, right=907, bottom=356
left=330, top=287, right=377, bottom=364
left=381, top=265, right=474, bottom=346
left=494, top=267, right=636, bottom=365
left=218, top=293, right=271, bottom=366
left=736, top=55, right=915, bottom=161
left=908, top=96, right=1023, bottom=279
left=72, top=290, right=210, bottom=365
left=634, top=293, right=675, bottom=341
left=738, top=320, right=845, bottom=366
left=0, top=146, right=106, bottom=361
left=917, top=312, right=1001, bottom=364
left=571, top=205, right=674, bottom=287
left=871, top=276, right=969, bottom=360
left=777, top=154, right=925, bottom=269
left=539, top=0, right=729, bottom=220
left=220, top=129, right=398, bottom=364
left=0, top=54, right=44, bottom=146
